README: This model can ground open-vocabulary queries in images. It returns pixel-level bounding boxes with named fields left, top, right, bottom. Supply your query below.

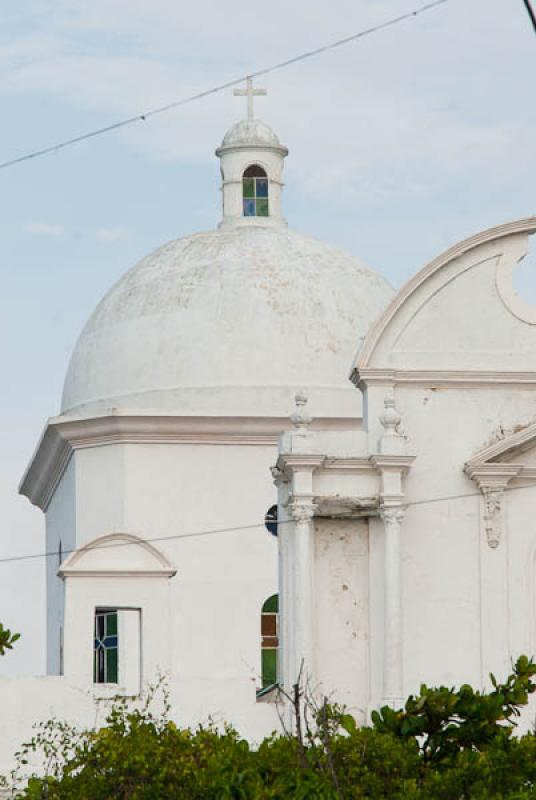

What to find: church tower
left=215, top=78, right=288, bottom=226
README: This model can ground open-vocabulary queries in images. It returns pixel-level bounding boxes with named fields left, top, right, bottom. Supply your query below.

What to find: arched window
left=242, top=165, right=269, bottom=218
left=260, top=594, right=279, bottom=691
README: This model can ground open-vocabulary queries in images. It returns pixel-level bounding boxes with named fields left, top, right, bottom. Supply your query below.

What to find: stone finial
left=380, top=397, right=402, bottom=435
left=378, top=396, right=406, bottom=455
left=291, top=390, right=312, bottom=432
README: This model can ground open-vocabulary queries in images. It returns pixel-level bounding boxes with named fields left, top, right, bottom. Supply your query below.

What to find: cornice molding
left=277, top=455, right=378, bottom=478
left=322, top=457, right=374, bottom=473
left=369, top=455, right=416, bottom=471
left=354, top=368, right=536, bottom=390
left=21, top=413, right=361, bottom=511
left=313, top=495, right=379, bottom=518
left=465, top=421, right=536, bottom=469
left=352, top=216, right=536, bottom=377
left=464, top=463, right=523, bottom=490
left=59, top=569, right=176, bottom=579
left=278, top=454, right=325, bottom=469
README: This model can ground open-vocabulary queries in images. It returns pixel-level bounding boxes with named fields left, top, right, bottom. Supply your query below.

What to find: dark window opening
left=94, top=608, right=118, bottom=684
left=265, top=505, right=278, bottom=537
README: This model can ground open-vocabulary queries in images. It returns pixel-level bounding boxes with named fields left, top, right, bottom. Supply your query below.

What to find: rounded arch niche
left=496, top=235, right=536, bottom=325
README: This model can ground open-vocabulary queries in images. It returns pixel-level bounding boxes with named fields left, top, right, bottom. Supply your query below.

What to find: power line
left=521, top=0, right=536, bottom=33
left=0, top=0, right=449, bottom=171
left=0, top=477, right=534, bottom=568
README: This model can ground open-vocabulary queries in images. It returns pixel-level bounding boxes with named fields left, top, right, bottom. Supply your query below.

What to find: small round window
left=264, top=505, right=278, bottom=537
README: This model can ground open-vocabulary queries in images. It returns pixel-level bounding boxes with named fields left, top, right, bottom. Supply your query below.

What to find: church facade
left=276, top=215, right=536, bottom=725
left=1, top=85, right=535, bottom=779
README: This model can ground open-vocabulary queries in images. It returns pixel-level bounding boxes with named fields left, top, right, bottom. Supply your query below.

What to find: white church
left=2, top=81, right=536, bottom=774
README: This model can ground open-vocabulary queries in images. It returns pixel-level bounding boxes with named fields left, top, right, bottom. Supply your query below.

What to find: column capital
left=380, top=505, right=405, bottom=525
left=289, top=501, right=316, bottom=524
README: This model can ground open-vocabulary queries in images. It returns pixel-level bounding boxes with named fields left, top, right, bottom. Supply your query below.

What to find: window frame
left=242, top=164, right=269, bottom=218
left=259, top=594, right=279, bottom=691
left=93, top=607, right=119, bottom=685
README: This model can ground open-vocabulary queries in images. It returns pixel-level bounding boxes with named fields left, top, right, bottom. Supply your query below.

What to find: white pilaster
left=289, top=501, right=316, bottom=687
left=275, top=392, right=322, bottom=692
left=379, top=506, right=405, bottom=707
left=465, top=463, right=521, bottom=686
left=370, top=397, right=414, bottom=709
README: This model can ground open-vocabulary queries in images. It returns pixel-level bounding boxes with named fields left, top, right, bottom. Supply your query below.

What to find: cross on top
left=233, top=77, right=266, bottom=121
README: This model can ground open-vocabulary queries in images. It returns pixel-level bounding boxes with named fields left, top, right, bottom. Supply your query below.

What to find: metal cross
left=233, top=77, right=267, bottom=121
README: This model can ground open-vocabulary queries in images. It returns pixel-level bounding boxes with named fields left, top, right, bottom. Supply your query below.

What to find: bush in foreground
left=11, top=656, right=536, bottom=799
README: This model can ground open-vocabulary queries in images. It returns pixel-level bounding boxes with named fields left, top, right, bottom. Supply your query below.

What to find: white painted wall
left=314, top=518, right=370, bottom=721
left=45, top=458, right=75, bottom=674
left=59, top=440, right=279, bottom=725
left=278, top=219, right=536, bottom=725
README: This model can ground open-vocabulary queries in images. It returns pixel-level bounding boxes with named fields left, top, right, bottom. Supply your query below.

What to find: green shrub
left=11, top=657, right=536, bottom=799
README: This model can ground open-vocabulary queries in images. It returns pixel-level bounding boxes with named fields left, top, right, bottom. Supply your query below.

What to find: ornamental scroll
left=482, top=488, right=503, bottom=549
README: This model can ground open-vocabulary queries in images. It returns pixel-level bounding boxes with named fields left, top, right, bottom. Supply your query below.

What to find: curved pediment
left=59, top=532, right=177, bottom=578
left=353, top=217, right=536, bottom=384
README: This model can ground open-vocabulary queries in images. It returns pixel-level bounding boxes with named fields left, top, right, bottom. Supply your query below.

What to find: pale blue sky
left=1, top=0, right=535, bottom=674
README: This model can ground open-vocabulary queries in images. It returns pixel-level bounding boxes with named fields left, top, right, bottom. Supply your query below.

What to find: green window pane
left=262, top=648, right=277, bottom=688
left=94, top=609, right=119, bottom=684
left=106, top=648, right=118, bottom=683
left=106, top=612, right=117, bottom=636
left=256, top=199, right=269, bottom=217
left=243, top=178, right=255, bottom=198
left=262, top=594, right=279, bottom=613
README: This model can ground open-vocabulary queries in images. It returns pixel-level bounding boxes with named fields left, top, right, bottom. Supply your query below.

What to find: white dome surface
left=62, top=225, right=393, bottom=417
left=222, top=119, right=280, bottom=148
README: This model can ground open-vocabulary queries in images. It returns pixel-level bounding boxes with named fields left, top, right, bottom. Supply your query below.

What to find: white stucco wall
left=58, top=440, right=279, bottom=732
left=45, top=458, right=76, bottom=675
left=277, top=219, right=536, bottom=725
left=314, top=518, right=370, bottom=721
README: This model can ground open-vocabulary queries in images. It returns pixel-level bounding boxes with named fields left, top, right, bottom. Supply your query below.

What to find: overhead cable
left=0, top=0, right=449, bottom=171
left=521, top=0, right=536, bottom=34
left=1, top=476, right=534, bottom=567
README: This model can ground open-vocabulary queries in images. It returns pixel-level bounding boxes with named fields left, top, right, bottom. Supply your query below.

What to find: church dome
left=222, top=119, right=281, bottom=148
left=61, top=93, right=393, bottom=419
left=61, top=225, right=393, bottom=417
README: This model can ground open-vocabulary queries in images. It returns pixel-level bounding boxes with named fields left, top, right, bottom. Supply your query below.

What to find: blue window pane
left=243, top=199, right=256, bottom=217
left=256, top=179, right=268, bottom=198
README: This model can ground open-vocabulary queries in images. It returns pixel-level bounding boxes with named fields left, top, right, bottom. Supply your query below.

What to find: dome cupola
left=59, top=93, right=394, bottom=419
left=215, top=78, right=288, bottom=227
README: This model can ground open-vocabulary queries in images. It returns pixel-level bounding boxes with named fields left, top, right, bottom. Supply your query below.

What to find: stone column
left=380, top=505, right=405, bottom=708
left=289, top=501, right=316, bottom=686
left=370, top=396, right=414, bottom=709
left=274, top=392, right=322, bottom=694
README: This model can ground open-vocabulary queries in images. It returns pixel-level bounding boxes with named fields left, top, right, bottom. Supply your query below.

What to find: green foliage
left=371, top=655, right=536, bottom=764
left=0, top=622, right=20, bottom=656
left=10, top=657, right=536, bottom=800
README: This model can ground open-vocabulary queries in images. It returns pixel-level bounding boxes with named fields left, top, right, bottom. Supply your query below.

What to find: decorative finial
left=291, top=390, right=312, bottom=432
left=379, top=397, right=402, bottom=436
left=233, top=77, right=267, bottom=121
